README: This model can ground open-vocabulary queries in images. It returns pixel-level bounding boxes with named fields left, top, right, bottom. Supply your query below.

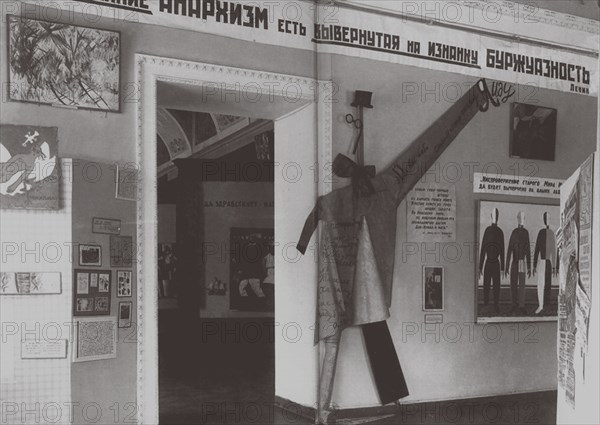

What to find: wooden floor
left=158, top=314, right=557, bottom=424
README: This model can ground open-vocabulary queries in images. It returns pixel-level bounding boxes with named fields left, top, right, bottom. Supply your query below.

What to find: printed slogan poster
left=19, top=0, right=598, bottom=96
left=407, top=183, right=456, bottom=242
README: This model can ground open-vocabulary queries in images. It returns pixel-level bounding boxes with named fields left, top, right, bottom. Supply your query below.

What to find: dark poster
left=229, top=228, right=274, bottom=312
left=0, top=125, right=59, bottom=209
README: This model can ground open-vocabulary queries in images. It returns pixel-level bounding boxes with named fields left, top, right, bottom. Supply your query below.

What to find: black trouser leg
left=362, top=321, right=409, bottom=405
left=483, top=264, right=491, bottom=305
left=484, top=262, right=501, bottom=307
left=510, top=265, right=519, bottom=307
left=544, top=260, right=552, bottom=307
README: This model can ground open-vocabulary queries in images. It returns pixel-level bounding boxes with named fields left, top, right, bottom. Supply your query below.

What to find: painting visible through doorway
left=229, top=228, right=274, bottom=312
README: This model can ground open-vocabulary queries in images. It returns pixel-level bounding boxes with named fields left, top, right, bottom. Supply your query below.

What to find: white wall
left=0, top=160, right=72, bottom=425
left=274, top=104, right=319, bottom=407
left=326, top=57, right=598, bottom=408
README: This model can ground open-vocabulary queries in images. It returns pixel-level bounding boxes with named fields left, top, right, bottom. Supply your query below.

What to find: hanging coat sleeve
left=296, top=204, right=319, bottom=255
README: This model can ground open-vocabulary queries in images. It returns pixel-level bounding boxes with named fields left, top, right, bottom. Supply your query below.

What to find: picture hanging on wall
left=73, top=269, right=111, bottom=316
left=110, top=235, right=134, bottom=267
left=476, top=200, right=560, bottom=323
left=115, top=164, right=138, bottom=201
left=0, top=272, right=61, bottom=295
left=510, top=103, right=557, bottom=161
left=0, top=125, right=59, bottom=210
left=72, top=317, right=117, bottom=362
left=118, top=302, right=133, bottom=328
left=229, top=228, right=274, bottom=312
left=79, top=244, right=102, bottom=266
left=117, top=270, right=132, bottom=297
left=7, top=15, right=120, bottom=112
left=423, top=266, right=444, bottom=311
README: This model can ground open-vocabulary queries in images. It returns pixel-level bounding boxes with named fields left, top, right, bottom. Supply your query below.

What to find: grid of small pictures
left=73, top=269, right=111, bottom=316
left=117, top=270, right=132, bottom=297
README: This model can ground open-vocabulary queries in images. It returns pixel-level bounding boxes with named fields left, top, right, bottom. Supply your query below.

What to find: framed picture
left=229, top=228, right=274, bottom=312
left=476, top=201, right=560, bottom=323
left=7, top=15, right=120, bottom=112
left=118, top=302, right=133, bottom=328
left=92, top=217, right=121, bottom=235
left=423, top=266, right=444, bottom=311
left=72, top=317, right=117, bottom=362
left=73, top=269, right=111, bottom=316
left=0, top=272, right=61, bottom=295
left=117, top=270, right=133, bottom=297
left=79, top=244, right=102, bottom=266
left=510, top=102, right=557, bottom=161
left=110, top=235, right=134, bottom=267
left=115, top=164, right=138, bottom=201
left=0, top=125, right=59, bottom=210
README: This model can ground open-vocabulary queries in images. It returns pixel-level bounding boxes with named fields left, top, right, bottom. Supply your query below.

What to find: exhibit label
left=473, top=172, right=563, bottom=199
left=21, top=339, right=68, bottom=359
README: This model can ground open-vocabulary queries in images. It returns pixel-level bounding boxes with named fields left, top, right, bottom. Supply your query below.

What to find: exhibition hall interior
left=0, top=1, right=599, bottom=425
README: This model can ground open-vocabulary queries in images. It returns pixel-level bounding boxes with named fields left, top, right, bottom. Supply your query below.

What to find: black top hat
left=351, top=90, right=373, bottom=108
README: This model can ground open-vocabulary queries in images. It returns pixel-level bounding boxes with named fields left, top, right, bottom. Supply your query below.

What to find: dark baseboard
left=275, top=390, right=558, bottom=423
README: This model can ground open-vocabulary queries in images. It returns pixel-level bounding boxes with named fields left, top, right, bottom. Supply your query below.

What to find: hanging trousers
left=362, top=321, right=409, bottom=404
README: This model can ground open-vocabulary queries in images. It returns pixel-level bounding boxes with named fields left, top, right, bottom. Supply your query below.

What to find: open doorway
left=135, top=56, right=332, bottom=424
left=155, top=104, right=277, bottom=423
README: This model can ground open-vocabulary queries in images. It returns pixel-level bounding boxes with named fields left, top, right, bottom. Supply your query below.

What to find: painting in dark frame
left=7, top=15, right=120, bottom=112
left=509, top=102, right=557, bottom=161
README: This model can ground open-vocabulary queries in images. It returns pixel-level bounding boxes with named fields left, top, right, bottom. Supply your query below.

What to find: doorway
left=135, top=55, right=333, bottom=424
left=156, top=107, right=276, bottom=423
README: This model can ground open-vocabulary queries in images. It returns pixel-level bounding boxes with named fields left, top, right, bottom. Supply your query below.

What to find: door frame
left=134, top=54, right=332, bottom=424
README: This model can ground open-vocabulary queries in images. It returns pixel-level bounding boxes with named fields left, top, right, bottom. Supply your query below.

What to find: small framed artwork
left=510, top=102, right=557, bottom=161
left=79, top=244, right=102, bottom=266
left=92, top=217, right=121, bottom=235
left=118, top=302, right=133, bottom=328
left=98, top=273, right=110, bottom=293
left=117, top=270, right=132, bottom=297
left=76, top=272, right=90, bottom=295
left=110, top=235, right=134, bottom=267
left=72, top=317, right=118, bottom=362
left=115, top=164, right=138, bottom=201
left=423, top=266, right=444, bottom=311
left=73, top=269, right=111, bottom=316
left=1, top=272, right=61, bottom=295
left=90, top=273, right=98, bottom=288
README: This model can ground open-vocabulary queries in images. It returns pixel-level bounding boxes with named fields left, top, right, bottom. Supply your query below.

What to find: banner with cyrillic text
left=473, top=172, right=563, bottom=199
left=17, top=0, right=599, bottom=96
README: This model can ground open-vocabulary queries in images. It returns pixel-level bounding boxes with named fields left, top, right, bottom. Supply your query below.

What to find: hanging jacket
left=296, top=81, right=493, bottom=343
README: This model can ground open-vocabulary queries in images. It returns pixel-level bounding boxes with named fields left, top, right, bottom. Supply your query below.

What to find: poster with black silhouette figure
left=477, top=201, right=559, bottom=322
left=0, top=125, right=59, bottom=209
left=423, top=266, right=444, bottom=311
left=510, top=103, right=557, bottom=161
left=229, top=228, right=274, bottom=312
